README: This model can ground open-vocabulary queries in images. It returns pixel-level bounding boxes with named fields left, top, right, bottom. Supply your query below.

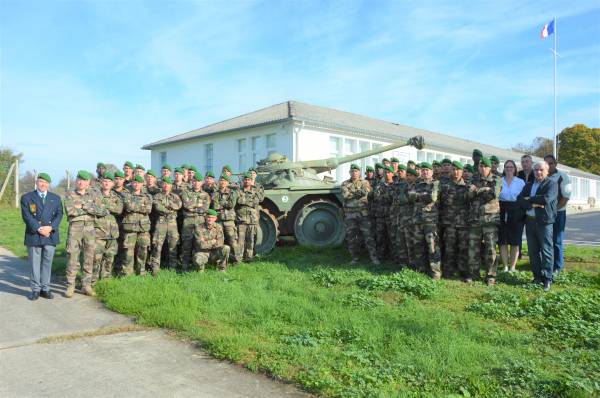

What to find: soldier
left=180, top=173, right=211, bottom=269
left=440, top=159, right=453, bottom=183
left=123, top=161, right=135, bottom=184
left=121, top=175, right=153, bottom=276
left=145, top=170, right=161, bottom=195
left=112, top=170, right=127, bottom=273
left=391, top=165, right=410, bottom=268
left=203, top=171, right=218, bottom=195
left=188, top=166, right=198, bottom=188
left=193, top=209, right=230, bottom=272
left=432, top=160, right=442, bottom=180
left=365, top=166, right=375, bottom=182
left=64, top=170, right=104, bottom=298
left=401, top=168, right=419, bottom=269
left=134, top=164, right=146, bottom=178
left=149, top=176, right=182, bottom=275
left=382, top=158, right=391, bottom=168
left=172, top=167, right=188, bottom=196
left=390, top=157, right=399, bottom=172
left=212, top=175, right=240, bottom=262
left=340, top=164, right=379, bottom=265
left=221, top=164, right=240, bottom=189
left=463, top=164, right=474, bottom=183
left=236, top=173, right=261, bottom=261
left=490, top=155, right=501, bottom=176
left=407, top=160, right=416, bottom=171
left=396, top=164, right=407, bottom=181
left=374, top=163, right=385, bottom=184
left=90, top=162, right=106, bottom=191
left=161, top=164, right=172, bottom=179
left=439, top=161, right=470, bottom=279
left=180, top=164, right=190, bottom=183
left=92, top=172, right=123, bottom=284
left=373, top=166, right=394, bottom=260
left=466, top=156, right=502, bottom=284
left=471, top=149, right=483, bottom=180
left=248, top=167, right=265, bottom=201
left=408, top=162, right=442, bottom=279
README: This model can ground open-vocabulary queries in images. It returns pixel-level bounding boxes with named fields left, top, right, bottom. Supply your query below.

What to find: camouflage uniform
left=193, top=222, right=230, bottom=271
left=149, top=192, right=182, bottom=273
left=203, top=183, right=218, bottom=196
left=392, top=180, right=411, bottom=268
left=340, top=178, right=378, bottom=263
left=121, top=191, right=153, bottom=275
left=180, top=189, right=211, bottom=268
left=235, top=186, right=261, bottom=260
left=466, top=174, right=501, bottom=281
left=373, top=182, right=392, bottom=259
left=212, top=187, right=240, bottom=262
left=64, top=190, right=105, bottom=288
left=112, top=187, right=127, bottom=273
left=403, top=180, right=417, bottom=269
left=92, top=190, right=123, bottom=284
left=439, top=178, right=469, bottom=277
left=409, top=178, right=441, bottom=278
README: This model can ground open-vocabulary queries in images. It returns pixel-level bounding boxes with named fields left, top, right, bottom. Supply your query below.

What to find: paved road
left=564, top=211, right=600, bottom=246
left=0, top=247, right=310, bottom=398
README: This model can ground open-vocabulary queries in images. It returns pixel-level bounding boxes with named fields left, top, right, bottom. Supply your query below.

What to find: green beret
left=206, top=209, right=218, bottom=217
left=181, top=164, right=190, bottom=170
left=174, top=167, right=184, bottom=174
left=124, top=161, right=134, bottom=169
left=390, top=157, right=399, bottom=163
left=463, top=164, right=474, bottom=172
left=133, top=175, right=145, bottom=183
left=407, top=160, right=416, bottom=166
left=407, top=168, right=418, bottom=176
left=432, top=160, right=440, bottom=166
left=375, top=163, right=383, bottom=169
left=441, top=158, right=452, bottom=165
left=77, top=170, right=91, bottom=181
left=205, top=171, right=215, bottom=178
left=37, top=172, right=51, bottom=183
left=135, top=164, right=145, bottom=171
left=219, top=174, right=230, bottom=182
left=146, top=170, right=157, bottom=177
left=397, top=164, right=407, bottom=171
left=102, top=172, right=114, bottom=181
left=222, top=164, right=232, bottom=172
left=242, top=172, right=252, bottom=179
left=161, top=176, right=173, bottom=184
left=161, top=164, right=171, bottom=171
left=490, top=155, right=500, bottom=163
left=114, top=170, right=125, bottom=178
left=472, top=149, right=483, bottom=157
left=189, top=165, right=198, bottom=173
left=96, top=162, right=105, bottom=169
left=383, top=166, right=393, bottom=173
left=349, top=163, right=360, bottom=171
left=452, top=160, right=464, bottom=169
left=382, top=158, right=390, bottom=163
left=365, top=166, right=374, bottom=172
left=480, top=157, right=492, bottom=167
left=420, top=162, right=432, bottom=170
left=193, top=173, right=203, bottom=181
left=248, top=167, right=257, bottom=173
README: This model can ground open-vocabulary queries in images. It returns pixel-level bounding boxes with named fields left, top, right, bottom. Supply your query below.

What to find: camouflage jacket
left=236, top=187, right=261, bottom=225
left=121, top=191, right=153, bottom=232
left=439, top=178, right=469, bottom=227
left=146, top=185, right=161, bottom=196
left=409, top=178, right=439, bottom=224
left=373, top=182, right=393, bottom=218
left=152, top=192, right=182, bottom=222
left=94, top=190, right=123, bottom=239
left=341, top=178, right=370, bottom=214
left=203, top=183, right=218, bottom=196
left=391, top=181, right=411, bottom=222
left=181, top=189, right=211, bottom=217
left=467, top=173, right=501, bottom=225
left=64, top=189, right=106, bottom=223
left=195, top=222, right=225, bottom=250
left=212, top=188, right=238, bottom=222
left=173, top=182, right=188, bottom=197
left=254, top=182, right=265, bottom=203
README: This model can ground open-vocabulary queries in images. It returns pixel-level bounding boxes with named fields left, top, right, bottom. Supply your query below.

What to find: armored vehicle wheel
left=294, top=200, right=345, bottom=247
left=256, top=208, right=279, bottom=255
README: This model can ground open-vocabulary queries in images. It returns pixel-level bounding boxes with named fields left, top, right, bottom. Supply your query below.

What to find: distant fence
left=0, top=160, right=19, bottom=208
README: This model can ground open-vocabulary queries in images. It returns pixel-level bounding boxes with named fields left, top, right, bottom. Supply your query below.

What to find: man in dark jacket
left=20, top=173, right=63, bottom=300
left=518, top=161, right=558, bottom=291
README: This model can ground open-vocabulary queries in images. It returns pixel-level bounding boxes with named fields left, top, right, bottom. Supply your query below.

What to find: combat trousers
left=65, top=221, right=96, bottom=288
left=194, top=245, right=230, bottom=271
left=387, top=212, right=398, bottom=262
left=122, top=231, right=150, bottom=276
left=180, top=215, right=204, bottom=269
left=221, top=221, right=240, bottom=262
left=396, top=222, right=410, bottom=268
left=403, top=224, right=416, bottom=269
left=237, top=224, right=257, bottom=261
left=467, top=223, right=499, bottom=280
left=443, top=226, right=469, bottom=278
left=375, top=216, right=389, bottom=259
left=344, top=211, right=378, bottom=262
left=412, top=223, right=441, bottom=278
left=150, top=219, right=180, bottom=273
left=92, top=238, right=117, bottom=284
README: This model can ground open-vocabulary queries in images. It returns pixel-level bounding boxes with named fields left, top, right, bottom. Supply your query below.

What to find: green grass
left=2, top=206, right=600, bottom=396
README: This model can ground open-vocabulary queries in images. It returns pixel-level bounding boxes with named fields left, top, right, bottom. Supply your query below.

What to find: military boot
left=65, top=285, right=75, bottom=298
left=82, top=285, right=96, bottom=297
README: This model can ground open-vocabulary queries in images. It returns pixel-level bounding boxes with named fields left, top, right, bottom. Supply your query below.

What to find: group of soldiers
left=341, top=149, right=503, bottom=284
left=63, top=161, right=263, bottom=297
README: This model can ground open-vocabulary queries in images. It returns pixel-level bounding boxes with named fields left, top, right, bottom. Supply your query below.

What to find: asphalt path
left=564, top=211, right=600, bottom=246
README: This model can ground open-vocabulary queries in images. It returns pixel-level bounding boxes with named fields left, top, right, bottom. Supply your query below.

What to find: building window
left=329, top=136, right=341, bottom=157
left=571, top=176, right=580, bottom=199
left=266, top=133, right=277, bottom=155
left=436, top=153, right=443, bottom=161
left=344, top=138, right=356, bottom=154
left=460, top=157, right=468, bottom=165
left=160, top=151, right=167, bottom=166
left=581, top=178, right=590, bottom=199
left=238, top=138, right=247, bottom=172
left=251, top=136, right=261, bottom=165
left=204, top=143, right=213, bottom=172
left=359, top=141, right=370, bottom=170
left=371, top=142, right=382, bottom=164
left=427, top=152, right=435, bottom=163
left=417, top=150, right=426, bottom=162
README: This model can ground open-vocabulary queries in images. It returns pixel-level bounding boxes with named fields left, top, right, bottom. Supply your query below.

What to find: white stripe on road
left=563, top=240, right=600, bottom=246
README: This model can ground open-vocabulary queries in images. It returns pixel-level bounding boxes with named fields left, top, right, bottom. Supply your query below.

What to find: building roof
left=143, top=100, right=599, bottom=180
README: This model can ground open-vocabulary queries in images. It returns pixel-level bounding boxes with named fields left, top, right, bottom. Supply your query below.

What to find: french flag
left=541, top=19, right=555, bottom=39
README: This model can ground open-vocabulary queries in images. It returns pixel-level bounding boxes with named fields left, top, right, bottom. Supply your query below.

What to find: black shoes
left=29, top=291, right=40, bottom=301
left=40, top=290, right=54, bottom=299
left=543, top=280, right=552, bottom=292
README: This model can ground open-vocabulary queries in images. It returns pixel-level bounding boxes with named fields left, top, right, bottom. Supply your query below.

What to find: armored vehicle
left=254, top=136, right=424, bottom=254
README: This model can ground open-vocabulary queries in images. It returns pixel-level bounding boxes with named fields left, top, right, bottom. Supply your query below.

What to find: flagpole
left=553, top=17, right=557, bottom=159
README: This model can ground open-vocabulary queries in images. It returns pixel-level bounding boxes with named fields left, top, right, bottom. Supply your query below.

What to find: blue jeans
left=553, top=211, right=566, bottom=272
left=525, top=219, right=554, bottom=282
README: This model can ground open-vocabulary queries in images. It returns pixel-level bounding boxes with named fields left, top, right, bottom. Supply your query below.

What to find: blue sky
left=1, top=0, right=599, bottom=182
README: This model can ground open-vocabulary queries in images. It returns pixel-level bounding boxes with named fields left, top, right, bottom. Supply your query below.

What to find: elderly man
left=20, top=173, right=63, bottom=300
left=518, top=161, right=558, bottom=291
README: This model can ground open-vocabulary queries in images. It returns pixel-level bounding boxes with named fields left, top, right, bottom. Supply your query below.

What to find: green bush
left=356, top=269, right=440, bottom=299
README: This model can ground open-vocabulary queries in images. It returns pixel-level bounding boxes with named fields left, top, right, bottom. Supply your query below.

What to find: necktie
left=41, top=193, right=46, bottom=205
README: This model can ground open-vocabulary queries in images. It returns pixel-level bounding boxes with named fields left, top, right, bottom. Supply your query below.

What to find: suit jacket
left=517, top=178, right=558, bottom=225
left=20, top=190, right=63, bottom=246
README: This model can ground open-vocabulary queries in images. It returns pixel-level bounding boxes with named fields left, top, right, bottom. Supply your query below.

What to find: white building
left=143, top=100, right=600, bottom=209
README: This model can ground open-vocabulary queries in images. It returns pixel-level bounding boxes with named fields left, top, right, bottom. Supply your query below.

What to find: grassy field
left=2, top=207, right=599, bottom=397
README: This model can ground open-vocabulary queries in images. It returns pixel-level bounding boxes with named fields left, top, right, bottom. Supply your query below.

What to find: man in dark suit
left=517, top=161, right=558, bottom=291
left=20, top=173, right=63, bottom=300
